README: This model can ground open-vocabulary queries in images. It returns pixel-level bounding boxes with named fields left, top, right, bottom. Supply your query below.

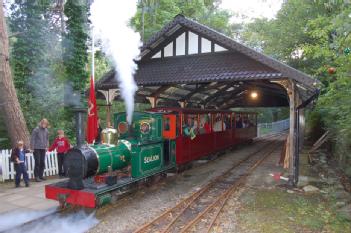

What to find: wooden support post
left=288, top=80, right=296, bottom=179
left=289, top=80, right=305, bottom=186
left=178, top=101, right=187, bottom=108
left=298, top=108, right=305, bottom=151
left=276, top=79, right=303, bottom=186
left=288, top=80, right=296, bottom=184
left=146, top=96, right=158, bottom=108
left=98, top=89, right=118, bottom=128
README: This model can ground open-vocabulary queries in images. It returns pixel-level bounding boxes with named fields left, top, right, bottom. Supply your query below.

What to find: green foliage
left=63, top=0, right=89, bottom=92
left=131, top=0, right=239, bottom=42
left=317, top=77, right=351, bottom=165
left=305, top=110, right=324, bottom=143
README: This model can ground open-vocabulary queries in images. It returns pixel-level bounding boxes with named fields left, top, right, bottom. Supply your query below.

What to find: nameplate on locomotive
left=144, top=154, right=160, bottom=164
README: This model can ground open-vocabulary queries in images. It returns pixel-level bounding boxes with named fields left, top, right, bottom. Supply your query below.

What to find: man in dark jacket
left=11, top=140, right=30, bottom=187
left=30, top=118, right=49, bottom=182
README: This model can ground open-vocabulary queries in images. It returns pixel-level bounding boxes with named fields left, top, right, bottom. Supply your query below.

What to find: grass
left=237, top=189, right=351, bottom=233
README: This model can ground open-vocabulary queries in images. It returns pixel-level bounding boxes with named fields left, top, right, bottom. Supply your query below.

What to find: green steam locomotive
left=45, top=111, right=176, bottom=208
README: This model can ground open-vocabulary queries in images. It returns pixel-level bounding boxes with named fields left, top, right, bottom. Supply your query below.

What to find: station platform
left=0, top=177, right=60, bottom=214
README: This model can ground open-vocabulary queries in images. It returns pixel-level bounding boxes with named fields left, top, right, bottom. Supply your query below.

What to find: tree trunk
left=0, top=0, right=30, bottom=147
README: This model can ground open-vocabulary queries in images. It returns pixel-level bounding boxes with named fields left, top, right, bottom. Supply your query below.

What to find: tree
left=8, top=0, right=68, bottom=146
left=59, top=0, right=90, bottom=142
left=0, top=0, right=30, bottom=147
left=132, top=0, right=238, bottom=42
left=63, top=0, right=89, bottom=93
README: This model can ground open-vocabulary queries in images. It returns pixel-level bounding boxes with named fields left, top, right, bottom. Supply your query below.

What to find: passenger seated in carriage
left=199, top=114, right=211, bottom=134
left=213, top=115, right=224, bottom=132
left=236, top=117, right=243, bottom=128
left=225, top=115, right=231, bottom=129
left=183, top=116, right=196, bottom=139
left=243, top=117, right=250, bottom=128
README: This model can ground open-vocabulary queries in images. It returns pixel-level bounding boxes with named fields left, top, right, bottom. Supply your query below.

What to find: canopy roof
left=96, top=15, right=319, bottom=109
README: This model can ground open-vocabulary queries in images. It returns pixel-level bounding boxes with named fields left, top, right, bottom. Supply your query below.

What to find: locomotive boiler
left=65, top=135, right=132, bottom=190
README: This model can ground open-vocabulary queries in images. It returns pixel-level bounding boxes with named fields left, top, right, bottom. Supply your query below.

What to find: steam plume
left=90, top=0, right=140, bottom=124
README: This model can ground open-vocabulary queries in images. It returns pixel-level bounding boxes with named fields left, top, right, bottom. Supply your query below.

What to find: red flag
left=86, top=76, right=98, bottom=144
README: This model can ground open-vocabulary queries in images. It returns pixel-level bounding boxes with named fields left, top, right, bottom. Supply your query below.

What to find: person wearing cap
left=11, top=140, right=30, bottom=187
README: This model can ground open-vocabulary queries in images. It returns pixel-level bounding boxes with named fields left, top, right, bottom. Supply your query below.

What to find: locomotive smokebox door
left=67, top=150, right=85, bottom=190
left=66, top=146, right=99, bottom=190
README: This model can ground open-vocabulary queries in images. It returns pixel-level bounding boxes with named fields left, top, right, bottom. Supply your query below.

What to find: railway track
left=133, top=135, right=284, bottom=233
left=4, top=134, right=283, bottom=233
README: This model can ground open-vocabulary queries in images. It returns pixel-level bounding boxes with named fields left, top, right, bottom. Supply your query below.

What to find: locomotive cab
left=114, top=112, right=176, bottom=178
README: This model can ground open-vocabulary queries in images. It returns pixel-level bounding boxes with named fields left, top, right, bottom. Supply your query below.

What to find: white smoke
left=0, top=208, right=56, bottom=232
left=90, top=0, right=140, bottom=124
left=0, top=209, right=98, bottom=233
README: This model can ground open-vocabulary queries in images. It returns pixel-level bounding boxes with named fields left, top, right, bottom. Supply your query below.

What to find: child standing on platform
left=48, top=130, right=71, bottom=178
left=11, top=140, right=30, bottom=187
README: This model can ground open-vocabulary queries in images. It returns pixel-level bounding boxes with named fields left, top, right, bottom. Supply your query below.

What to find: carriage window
left=164, top=117, right=170, bottom=131
left=242, top=114, right=249, bottom=128
left=236, top=114, right=243, bottom=128
left=248, top=114, right=256, bottom=127
left=224, top=113, right=231, bottom=130
left=199, top=114, right=211, bottom=134
left=213, top=113, right=223, bottom=132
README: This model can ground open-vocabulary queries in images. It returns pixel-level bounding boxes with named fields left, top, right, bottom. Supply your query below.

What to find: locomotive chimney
left=72, top=107, right=87, bottom=147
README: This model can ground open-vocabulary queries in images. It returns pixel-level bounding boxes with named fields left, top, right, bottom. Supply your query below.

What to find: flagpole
left=91, top=26, right=95, bottom=82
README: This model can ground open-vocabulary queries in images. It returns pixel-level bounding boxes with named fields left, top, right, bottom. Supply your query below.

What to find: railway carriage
left=149, top=108, right=257, bottom=165
left=45, top=108, right=257, bottom=208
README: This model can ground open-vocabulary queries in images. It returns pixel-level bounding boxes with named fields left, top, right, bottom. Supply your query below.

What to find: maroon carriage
left=149, top=107, right=257, bottom=165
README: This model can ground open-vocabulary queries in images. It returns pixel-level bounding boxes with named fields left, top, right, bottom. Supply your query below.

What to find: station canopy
left=95, top=15, right=319, bottom=109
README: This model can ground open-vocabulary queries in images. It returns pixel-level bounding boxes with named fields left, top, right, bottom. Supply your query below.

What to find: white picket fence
left=0, top=150, right=58, bottom=182
left=257, top=118, right=290, bottom=137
